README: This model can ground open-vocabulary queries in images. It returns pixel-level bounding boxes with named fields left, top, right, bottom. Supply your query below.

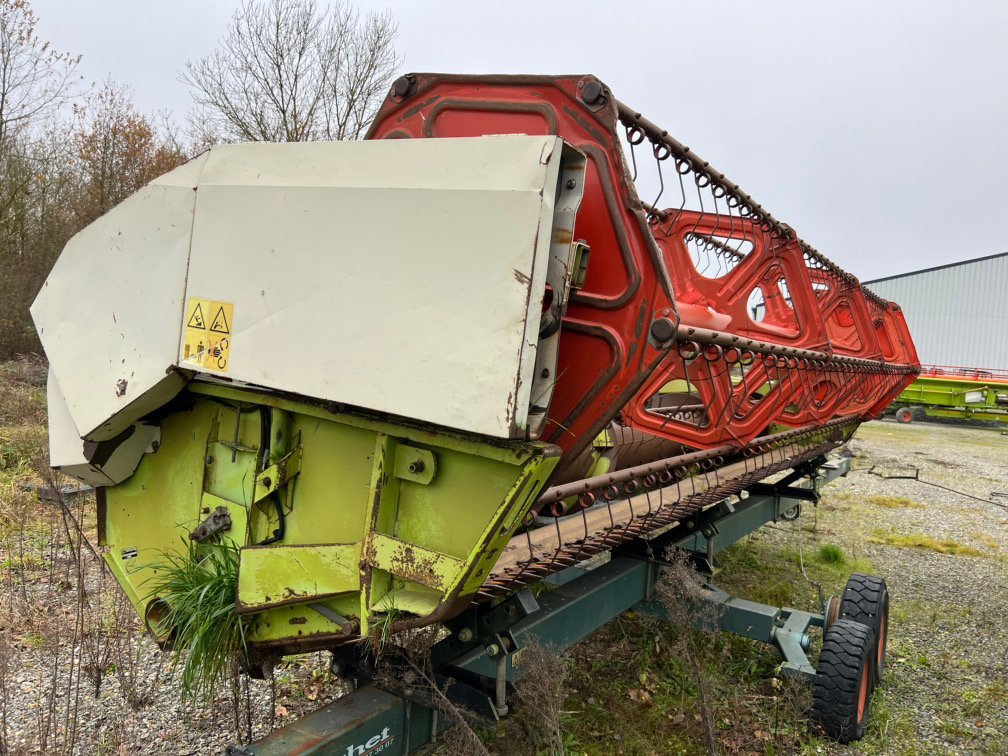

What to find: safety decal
left=182, top=297, right=234, bottom=373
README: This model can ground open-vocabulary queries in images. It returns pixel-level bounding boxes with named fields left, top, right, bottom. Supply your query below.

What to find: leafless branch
left=0, top=0, right=82, bottom=147
left=183, top=0, right=401, bottom=143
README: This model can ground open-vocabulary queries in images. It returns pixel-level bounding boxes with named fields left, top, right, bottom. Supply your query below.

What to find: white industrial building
left=864, top=252, right=1008, bottom=370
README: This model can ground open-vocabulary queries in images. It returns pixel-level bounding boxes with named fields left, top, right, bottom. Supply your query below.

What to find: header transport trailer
left=32, top=73, right=919, bottom=748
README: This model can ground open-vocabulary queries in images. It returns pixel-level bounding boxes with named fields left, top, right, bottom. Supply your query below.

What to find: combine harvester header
left=33, top=73, right=920, bottom=748
left=888, top=364, right=1008, bottom=423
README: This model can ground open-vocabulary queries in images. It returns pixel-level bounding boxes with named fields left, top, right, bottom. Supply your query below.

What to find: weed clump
left=656, top=548, right=723, bottom=754
left=368, top=624, right=490, bottom=756
left=0, top=356, right=47, bottom=429
left=816, top=543, right=846, bottom=565
left=145, top=539, right=248, bottom=702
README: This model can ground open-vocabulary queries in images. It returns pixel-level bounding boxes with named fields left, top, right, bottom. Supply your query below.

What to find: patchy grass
left=974, top=533, right=1001, bottom=551
left=867, top=494, right=923, bottom=509
left=518, top=533, right=879, bottom=755
left=716, top=533, right=873, bottom=612
left=535, top=613, right=816, bottom=756
left=576, top=510, right=1008, bottom=754
left=868, top=530, right=985, bottom=557
left=816, top=543, right=846, bottom=565
left=483, top=536, right=851, bottom=754
left=0, top=373, right=47, bottom=481
left=856, top=680, right=918, bottom=754
left=889, top=597, right=963, bottom=627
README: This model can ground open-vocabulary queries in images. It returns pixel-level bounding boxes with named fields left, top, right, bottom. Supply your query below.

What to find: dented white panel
left=46, top=369, right=160, bottom=486
left=31, top=154, right=208, bottom=441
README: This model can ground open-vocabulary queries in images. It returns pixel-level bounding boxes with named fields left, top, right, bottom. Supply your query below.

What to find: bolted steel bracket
left=189, top=505, right=232, bottom=543
left=577, top=77, right=608, bottom=110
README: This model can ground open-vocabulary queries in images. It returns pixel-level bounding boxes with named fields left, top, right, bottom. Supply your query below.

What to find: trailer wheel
left=839, top=573, right=889, bottom=686
left=895, top=407, right=913, bottom=424
left=811, top=619, right=875, bottom=743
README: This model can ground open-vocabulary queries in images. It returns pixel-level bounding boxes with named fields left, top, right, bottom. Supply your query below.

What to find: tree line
left=0, top=0, right=399, bottom=358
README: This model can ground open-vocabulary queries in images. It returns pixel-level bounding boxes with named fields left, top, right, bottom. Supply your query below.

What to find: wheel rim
left=877, top=609, right=887, bottom=666
left=857, top=662, right=869, bottom=723
left=824, top=596, right=841, bottom=632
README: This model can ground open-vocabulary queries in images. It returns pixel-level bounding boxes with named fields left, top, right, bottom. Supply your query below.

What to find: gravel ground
left=7, top=648, right=348, bottom=754
left=763, top=419, right=1008, bottom=755
left=1, top=563, right=350, bottom=754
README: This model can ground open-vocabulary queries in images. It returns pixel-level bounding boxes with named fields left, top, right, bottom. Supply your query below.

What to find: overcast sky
left=29, top=0, right=1008, bottom=280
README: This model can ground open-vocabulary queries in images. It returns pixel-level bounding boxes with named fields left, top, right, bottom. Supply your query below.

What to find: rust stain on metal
left=401, top=94, right=441, bottom=120
left=391, top=545, right=441, bottom=588
left=366, top=539, right=444, bottom=590
left=560, top=103, right=610, bottom=145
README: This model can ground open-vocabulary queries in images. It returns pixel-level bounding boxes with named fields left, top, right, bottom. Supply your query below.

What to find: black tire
left=840, top=573, right=889, bottom=687
left=811, top=619, right=875, bottom=743
left=895, top=407, right=913, bottom=424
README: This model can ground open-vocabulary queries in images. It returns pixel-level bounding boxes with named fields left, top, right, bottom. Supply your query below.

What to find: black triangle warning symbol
left=187, top=303, right=205, bottom=329
left=210, top=306, right=230, bottom=334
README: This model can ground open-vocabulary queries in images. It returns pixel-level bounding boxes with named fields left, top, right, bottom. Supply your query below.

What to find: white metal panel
left=31, top=154, right=208, bottom=441
left=46, top=369, right=160, bottom=486
left=34, top=137, right=581, bottom=452
left=865, top=252, right=1008, bottom=369
left=182, top=137, right=569, bottom=438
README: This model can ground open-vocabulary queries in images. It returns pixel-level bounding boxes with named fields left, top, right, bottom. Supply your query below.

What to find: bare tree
left=0, top=1, right=83, bottom=356
left=183, top=0, right=400, bottom=143
left=0, top=0, right=81, bottom=147
left=0, top=0, right=81, bottom=243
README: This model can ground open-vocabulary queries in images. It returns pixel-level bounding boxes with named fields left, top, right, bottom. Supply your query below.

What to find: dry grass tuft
left=867, top=494, right=923, bottom=509
left=0, top=357, right=49, bottom=489
left=0, top=356, right=47, bottom=427
left=869, top=530, right=984, bottom=557
left=371, top=626, right=490, bottom=756
left=512, top=640, right=568, bottom=754
left=656, top=548, right=724, bottom=755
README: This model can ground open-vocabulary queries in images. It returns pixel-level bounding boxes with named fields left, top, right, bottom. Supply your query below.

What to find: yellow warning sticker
left=182, top=297, right=233, bottom=373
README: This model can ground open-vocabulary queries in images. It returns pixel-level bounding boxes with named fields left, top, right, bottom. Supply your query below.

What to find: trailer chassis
left=234, top=455, right=852, bottom=755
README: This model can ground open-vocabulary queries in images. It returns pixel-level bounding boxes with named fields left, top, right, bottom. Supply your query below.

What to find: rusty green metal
left=236, top=544, right=360, bottom=613
left=100, top=381, right=560, bottom=651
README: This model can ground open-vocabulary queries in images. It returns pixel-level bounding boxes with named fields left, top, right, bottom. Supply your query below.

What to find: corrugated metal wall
left=865, top=253, right=1008, bottom=369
